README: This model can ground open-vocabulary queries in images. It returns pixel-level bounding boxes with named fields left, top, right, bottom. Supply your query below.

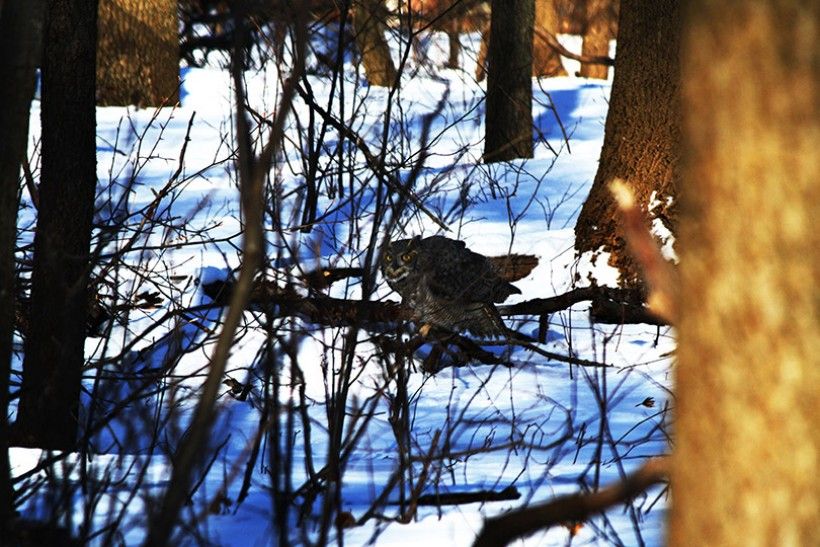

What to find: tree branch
left=473, top=457, right=669, bottom=547
left=200, top=277, right=666, bottom=328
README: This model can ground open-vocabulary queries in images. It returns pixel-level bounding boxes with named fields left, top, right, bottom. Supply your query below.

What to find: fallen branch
left=201, top=276, right=664, bottom=328
left=391, top=485, right=521, bottom=507
left=499, top=286, right=665, bottom=326
left=201, top=276, right=412, bottom=326
left=473, top=457, right=669, bottom=547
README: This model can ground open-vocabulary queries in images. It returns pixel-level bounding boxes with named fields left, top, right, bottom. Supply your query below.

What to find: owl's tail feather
left=460, top=303, right=515, bottom=339
left=489, top=254, right=539, bottom=282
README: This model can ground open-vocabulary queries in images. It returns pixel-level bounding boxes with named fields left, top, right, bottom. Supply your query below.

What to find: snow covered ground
left=11, top=32, right=673, bottom=546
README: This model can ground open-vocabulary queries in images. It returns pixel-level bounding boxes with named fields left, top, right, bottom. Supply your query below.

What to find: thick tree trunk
left=0, top=0, right=48, bottom=527
left=573, top=0, right=680, bottom=288
left=671, top=2, right=819, bottom=544
left=351, top=0, right=397, bottom=87
left=97, top=0, right=178, bottom=106
left=532, top=0, right=567, bottom=77
left=579, top=0, right=615, bottom=79
left=483, top=0, right=534, bottom=162
left=14, top=0, right=98, bottom=450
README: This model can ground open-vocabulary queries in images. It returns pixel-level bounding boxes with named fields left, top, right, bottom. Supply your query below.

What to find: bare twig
left=144, top=7, right=307, bottom=544
left=609, top=179, right=678, bottom=323
left=293, top=82, right=450, bottom=232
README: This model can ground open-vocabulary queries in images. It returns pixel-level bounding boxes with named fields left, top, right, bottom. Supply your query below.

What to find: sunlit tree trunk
left=579, top=0, right=615, bottom=79
left=574, top=0, right=680, bottom=288
left=0, top=0, right=48, bottom=527
left=351, top=0, right=397, bottom=87
left=532, top=0, right=567, bottom=77
left=671, top=1, right=820, bottom=544
left=97, top=0, right=178, bottom=106
left=483, top=0, right=534, bottom=162
left=14, top=0, right=98, bottom=450
left=554, top=0, right=585, bottom=34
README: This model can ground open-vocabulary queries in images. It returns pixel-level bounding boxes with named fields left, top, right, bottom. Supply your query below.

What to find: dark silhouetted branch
left=392, top=485, right=521, bottom=507
left=473, top=457, right=668, bottom=547
left=201, top=277, right=666, bottom=330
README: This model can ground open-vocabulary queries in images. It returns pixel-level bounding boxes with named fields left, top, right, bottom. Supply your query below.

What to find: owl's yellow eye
left=401, top=253, right=414, bottom=263
left=384, top=253, right=393, bottom=263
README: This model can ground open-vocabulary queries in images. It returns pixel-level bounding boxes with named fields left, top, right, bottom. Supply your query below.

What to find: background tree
left=13, top=0, right=98, bottom=450
left=483, top=0, right=534, bottom=162
left=0, top=0, right=49, bottom=528
left=579, top=0, right=617, bottom=79
left=97, top=0, right=178, bottom=106
left=574, top=0, right=680, bottom=288
left=671, top=1, right=819, bottom=544
left=351, top=0, right=397, bottom=87
left=532, top=0, right=567, bottom=77
left=554, top=0, right=586, bottom=34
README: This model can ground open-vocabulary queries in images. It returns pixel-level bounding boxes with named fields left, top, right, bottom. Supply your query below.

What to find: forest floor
left=11, top=33, right=674, bottom=546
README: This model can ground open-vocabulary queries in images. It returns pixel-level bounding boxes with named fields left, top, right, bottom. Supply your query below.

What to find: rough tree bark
left=97, top=0, right=178, bottom=106
left=351, top=0, right=397, bottom=87
left=573, top=0, right=680, bottom=288
left=532, top=0, right=567, bottom=77
left=483, top=0, right=534, bottom=162
left=671, top=1, right=819, bottom=544
left=13, top=0, right=98, bottom=450
left=0, top=0, right=49, bottom=527
left=579, top=0, right=616, bottom=79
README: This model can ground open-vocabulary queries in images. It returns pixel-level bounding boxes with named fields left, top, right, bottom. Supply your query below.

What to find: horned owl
left=381, top=235, right=537, bottom=338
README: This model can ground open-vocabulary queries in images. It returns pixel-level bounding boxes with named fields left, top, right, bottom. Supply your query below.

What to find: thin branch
left=293, top=82, right=450, bottom=232
left=143, top=7, right=307, bottom=544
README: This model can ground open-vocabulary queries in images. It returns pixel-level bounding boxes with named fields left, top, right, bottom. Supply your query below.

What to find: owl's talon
left=419, top=324, right=432, bottom=337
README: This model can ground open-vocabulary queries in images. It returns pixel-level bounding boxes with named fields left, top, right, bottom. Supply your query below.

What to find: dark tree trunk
left=14, top=0, right=98, bottom=450
left=0, top=0, right=49, bottom=527
left=573, top=0, right=680, bottom=287
left=532, top=0, right=567, bottom=77
left=579, top=0, right=616, bottom=79
left=97, top=0, right=178, bottom=106
left=351, top=0, right=397, bottom=87
left=671, top=1, right=819, bottom=544
left=445, top=27, right=461, bottom=69
left=483, top=0, right=534, bottom=162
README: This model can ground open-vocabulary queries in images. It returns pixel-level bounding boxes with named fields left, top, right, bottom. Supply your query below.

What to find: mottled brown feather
left=488, top=254, right=539, bottom=282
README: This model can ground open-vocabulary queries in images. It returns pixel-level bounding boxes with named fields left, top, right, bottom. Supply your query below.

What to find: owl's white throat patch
left=389, top=269, right=410, bottom=282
